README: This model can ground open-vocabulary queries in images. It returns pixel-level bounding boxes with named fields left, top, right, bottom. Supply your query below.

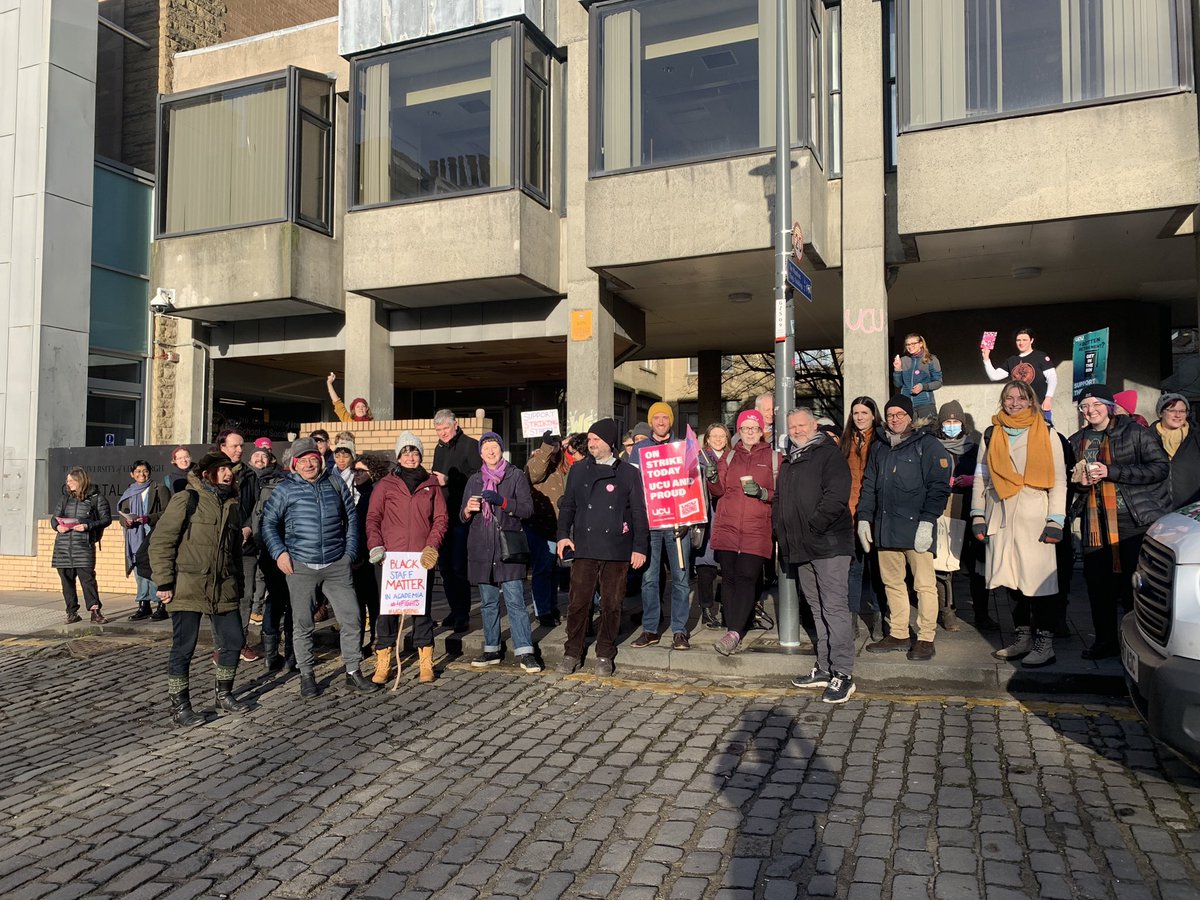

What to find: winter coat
left=970, top=428, right=1066, bottom=597
left=432, top=428, right=481, bottom=516
left=845, top=429, right=875, bottom=518
left=694, top=449, right=730, bottom=567
left=233, top=462, right=259, bottom=550
left=50, top=487, right=113, bottom=570
left=118, top=482, right=171, bottom=576
left=774, top=437, right=854, bottom=564
left=857, top=428, right=953, bottom=553
left=1068, top=415, right=1172, bottom=528
left=709, top=439, right=780, bottom=561
left=147, top=472, right=243, bottom=615
left=1151, top=419, right=1200, bottom=509
left=461, top=465, right=533, bottom=584
left=557, top=456, right=650, bottom=561
left=250, top=464, right=288, bottom=544
left=525, top=443, right=570, bottom=540
left=891, top=353, right=943, bottom=410
left=260, top=466, right=360, bottom=565
left=366, top=470, right=448, bottom=553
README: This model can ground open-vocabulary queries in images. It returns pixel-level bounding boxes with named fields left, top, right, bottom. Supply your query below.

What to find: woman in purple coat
left=461, top=432, right=539, bottom=672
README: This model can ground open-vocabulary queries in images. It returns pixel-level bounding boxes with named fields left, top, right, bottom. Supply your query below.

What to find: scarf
left=1157, top=422, right=1187, bottom=460
left=1083, top=433, right=1122, bottom=572
left=885, top=427, right=912, bottom=448
left=939, top=432, right=969, bottom=456
left=397, top=464, right=428, bottom=494
left=787, top=433, right=824, bottom=462
left=481, top=459, right=507, bottom=521
left=119, top=482, right=151, bottom=564
left=986, top=406, right=1054, bottom=501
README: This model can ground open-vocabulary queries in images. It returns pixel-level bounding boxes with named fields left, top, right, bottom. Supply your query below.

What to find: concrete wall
left=339, top=0, right=556, bottom=56
left=898, top=93, right=1200, bottom=235
left=172, top=18, right=347, bottom=93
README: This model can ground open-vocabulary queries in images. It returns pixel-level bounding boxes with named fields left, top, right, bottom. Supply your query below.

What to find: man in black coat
left=775, top=409, right=857, bottom=703
left=431, top=409, right=482, bottom=631
left=217, top=427, right=262, bottom=662
left=556, top=418, right=649, bottom=677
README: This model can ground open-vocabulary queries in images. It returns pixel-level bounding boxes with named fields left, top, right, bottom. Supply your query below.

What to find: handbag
left=499, top=527, right=531, bottom=565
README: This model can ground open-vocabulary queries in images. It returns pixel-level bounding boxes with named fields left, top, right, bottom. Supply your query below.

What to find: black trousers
left=1008, top=588, right=1066, bottom=632
left=259, top=553, right=293, bottom=661
left=696, top=565, right=719, bottom=610
left=168, top=609, right=243, bottom=677
left=716, top=550, right=769, bottom=637
left=353, top=561, right=381, bottom=644
left=58, top=567, right=100, bottom=614
left=564, top=558, right=629, bottom=660
left=1083, top=531, right=1145, bottom=648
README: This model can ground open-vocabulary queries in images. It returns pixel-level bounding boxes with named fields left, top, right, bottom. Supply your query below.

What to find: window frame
left=347, top=22, right=560, bottom=213
left=155, top=66, right=335, bottom=239
left=826, top=0, right=842, bottom=177
left=293, top=72, right=336, bottom=236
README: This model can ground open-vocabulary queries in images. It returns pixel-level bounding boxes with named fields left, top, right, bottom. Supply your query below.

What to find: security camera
left=151, top=288, right=176, bottom=314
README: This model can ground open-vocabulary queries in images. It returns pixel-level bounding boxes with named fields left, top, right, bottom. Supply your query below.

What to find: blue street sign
left=787, top=257, right=813, bottom=302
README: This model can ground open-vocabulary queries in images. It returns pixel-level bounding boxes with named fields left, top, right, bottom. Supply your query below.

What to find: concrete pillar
left=840, top=0, right=891, bottom=407
left=344, top=293, right=394, bottom=420
left=158, top=316, right=211, bottom=444
left=565, top=282, right=616, bottom=435
left=697, top=351, right=724, bottom=426
left=0, top=1, right=97, bottom=553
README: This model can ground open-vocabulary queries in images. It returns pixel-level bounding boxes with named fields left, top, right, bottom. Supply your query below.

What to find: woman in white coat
left=970, top=380, right=1066, bottom=667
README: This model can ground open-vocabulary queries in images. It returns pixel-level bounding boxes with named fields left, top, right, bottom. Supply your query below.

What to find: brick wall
left=298, top=417, right=494, bottom=458
left=221, top=0, right=337, bottom=42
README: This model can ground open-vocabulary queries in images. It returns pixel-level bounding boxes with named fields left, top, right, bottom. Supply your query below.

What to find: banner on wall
left=1072, top=328, right=1110, bottom=400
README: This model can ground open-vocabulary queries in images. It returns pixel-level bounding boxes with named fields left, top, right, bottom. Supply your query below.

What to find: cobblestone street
left=3, top=633, right=1199, bottom=900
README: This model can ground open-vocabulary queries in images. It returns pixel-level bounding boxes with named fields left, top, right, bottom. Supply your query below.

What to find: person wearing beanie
left=332, top=437, right=359, bottom=504
left=148, top=451, right=249, bottom=726
left=216, top=427, right=263, bottom=664
left=249, top=442, right=295, bottom=673
left=366, top=436, right=447, bottom=685
left=1069, top=383, right=1172, bottom=659
left=858, top=395, right=953, bottom=661
left=1152, top=393, right=1200, bottom=508
left=1113, top=390, right=1149, bottom=428
left=930, top=400, right=984, bottom=633
left=431, top=410, right=481, bottom=632
left=556, top=418, right=649, bottom=677
left=525, top=430, right=586, bottom=627
left=326, top=372, right=373, bottom=422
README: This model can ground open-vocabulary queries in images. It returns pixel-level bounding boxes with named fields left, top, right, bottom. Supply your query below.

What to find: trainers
left=907, top=640, right=935, bottom=661
left=866, top=635, right=910, bottom=654
left=821, top=672, right=857, bottom=704
left=631, top=631, right=660, bottom=648
left=672, top=632, right=690, bottom=651
left=1022, top=630, right=1056, bottom=668
left=791, top=667, right=832, bottom=689
left=471, top=651, right=502, bottom=667
left=239, top=645, right=262, bottom=662
left=714, top=631, right=741, bottom=656
left=595, top=657, right=614, bottom=677
left=519, top=654, right=543, bottom=673
left=249, top=611, right=264, bottom=626
left=701, top=607, right=723, bottom=630
left=556, top=655, right=580, bottom=675
left=992, top=626, right=1032, bottom=660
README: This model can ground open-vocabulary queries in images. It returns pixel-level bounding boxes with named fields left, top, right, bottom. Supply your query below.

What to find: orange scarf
left=987, top=407, right=1055, bottom=501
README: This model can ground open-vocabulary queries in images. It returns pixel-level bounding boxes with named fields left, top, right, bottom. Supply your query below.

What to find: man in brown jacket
left=525, top=431, right=586, bottom=626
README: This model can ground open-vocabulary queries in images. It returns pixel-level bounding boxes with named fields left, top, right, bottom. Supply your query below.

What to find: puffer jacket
left=366, top=469, right=448, bottom=552
left=260, top=465, right=359, bottom=565
left=857, top=427, right=953, bottom=552
left=51, top=487, right=113, bottom=570
left=709, top=439, right=779, bottom=560
left=147, top=472, right=243, bottom=614
left=774, top=436, right=854, bottom=564
left=1068, top=415, right=1172, bottom=527
left=461, top=465, right=533, bottom=584
left=525, top=443, right=570, bottom=539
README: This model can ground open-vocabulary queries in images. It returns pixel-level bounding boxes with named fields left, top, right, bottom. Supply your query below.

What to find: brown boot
left=371, top=648, right=392, bottom=685
left=418, top=646, right=435, bottom=684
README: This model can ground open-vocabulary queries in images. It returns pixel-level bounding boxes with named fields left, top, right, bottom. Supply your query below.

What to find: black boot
left=169, top=691, right=204, bottom=727
left=263, top=635, right=283, bottom=673
left=150, top=604, right=168, bottom=621
left=129, top=602, right=151, bottom=621
left=215, top=680, right=249, bottom=714
left=345, top=670, right=383, bottom=693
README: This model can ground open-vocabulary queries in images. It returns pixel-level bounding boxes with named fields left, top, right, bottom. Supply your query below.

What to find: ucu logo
left=844, top=309, right=885, bottom=333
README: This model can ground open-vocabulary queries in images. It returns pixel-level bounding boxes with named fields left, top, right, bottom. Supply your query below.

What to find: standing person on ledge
left=326, top=372, right=373, bottom=423
left=891, top=333, right=942, bottom=424
left=982, top=327, right=1057, bottom=423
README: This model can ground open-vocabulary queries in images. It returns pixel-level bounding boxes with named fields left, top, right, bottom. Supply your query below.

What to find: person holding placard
left=461, top=432, right=539, bottom=672
left=366, top=432, right=447, bottom=685
left=982, top=327, right=1056, bottom=423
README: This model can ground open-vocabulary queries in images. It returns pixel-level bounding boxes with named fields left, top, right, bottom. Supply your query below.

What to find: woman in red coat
left=705, top=410, right=780, bottom=655
left=365, top=432, right=448, bottom=684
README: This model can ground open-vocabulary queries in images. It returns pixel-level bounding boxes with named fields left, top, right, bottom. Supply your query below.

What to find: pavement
left=3, top=565, right=1125, bottom=698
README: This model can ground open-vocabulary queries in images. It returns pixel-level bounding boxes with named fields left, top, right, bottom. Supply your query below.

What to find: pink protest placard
left=639, top=440, right=708, bottom=529
left=980, top=331, right=998, bottom=351
left=380, top=552, right=428, bottom=616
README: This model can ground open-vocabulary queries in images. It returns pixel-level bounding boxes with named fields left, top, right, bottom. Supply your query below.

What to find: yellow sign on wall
left=570, top=310, right=594, bottom=342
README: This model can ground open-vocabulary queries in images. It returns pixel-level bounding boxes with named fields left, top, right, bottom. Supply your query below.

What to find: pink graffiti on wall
left=844, top=309, right=885, bottom=334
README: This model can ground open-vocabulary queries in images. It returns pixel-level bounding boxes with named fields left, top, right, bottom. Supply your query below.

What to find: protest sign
left=380, top=552, right=428, bottom=616
left=1072, top=328, right=1109, bottom=400
left=520, top=409, right=561, bottom=440
left=639, top=430, right=708, bottom=530
left=980, top=331, right=997, bottom=351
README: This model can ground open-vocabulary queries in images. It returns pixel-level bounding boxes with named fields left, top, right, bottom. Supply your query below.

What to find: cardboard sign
left=639, top=439, right=708, bottom=529
left=980, top=331, right=997, bottom=351
left=380, top=552, right=428, bottom=616
left=520, top=409, right=562, bottom=440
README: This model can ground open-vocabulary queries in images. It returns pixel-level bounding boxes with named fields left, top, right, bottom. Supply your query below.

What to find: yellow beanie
left=647, top=401, right=674, bottom=427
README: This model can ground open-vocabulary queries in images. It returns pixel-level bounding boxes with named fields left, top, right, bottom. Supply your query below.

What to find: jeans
left=526, top=526, right=558, bottom=617
left=134, top=573, right=157, bottom=607
left=716, top=550, right=768, bottom=636
left=877, top=548, right=938, bottom=642
left=258, top=553, right=293, bottom=662
left=564, top=558, right=629, bottom=661
left=792, top=557, right=854, bottom=676
left=478, top=581, right=534, bottom=656
left=285, top=555, right=364, bottom=676
left=168, top=609, right=243, bottom=677
left=439, top=522, right=472, bottom=624
left=58, top=567, right=100, bottom=614
left=641, top=529, right=691, bottom=635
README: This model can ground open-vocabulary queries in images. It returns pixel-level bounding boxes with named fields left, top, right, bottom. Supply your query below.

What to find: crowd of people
left=47, top=346, right=1200, bottom=723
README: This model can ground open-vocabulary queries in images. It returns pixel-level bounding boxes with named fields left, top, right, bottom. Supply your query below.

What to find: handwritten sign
left=639, top=441, right=708, bottom=529
left=520, top=409, right=562, bottom=440
left=380, top=552, right=428, bottom=616
left=980, top=331, right=997, bottom=351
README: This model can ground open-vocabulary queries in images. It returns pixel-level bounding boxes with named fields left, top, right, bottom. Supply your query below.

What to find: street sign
left=787, top=257, right=812, bottom=302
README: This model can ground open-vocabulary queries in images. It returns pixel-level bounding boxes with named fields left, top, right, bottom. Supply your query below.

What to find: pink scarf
left=481, top=459, right=507, bottom=521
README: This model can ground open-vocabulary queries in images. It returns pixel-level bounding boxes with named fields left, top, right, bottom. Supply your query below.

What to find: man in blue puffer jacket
left=261, top=437, right=381, bottom=698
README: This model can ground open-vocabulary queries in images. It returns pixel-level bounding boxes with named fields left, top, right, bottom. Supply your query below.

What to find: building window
left=352, top=24, right=556, bottom=208
left=899, top=0, right=1189, bottom=131
left=884, top=0, right=897, bottom=169
left=593, top=0, right=822, bottom=174
left=157, top=68, right=334, bottom=237
left=827, top=2, right=842, bottom=176
left=687, top=357, right=699, bottom=376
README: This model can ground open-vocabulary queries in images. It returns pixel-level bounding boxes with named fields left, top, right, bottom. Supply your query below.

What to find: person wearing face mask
left=149, top=452, right=248, bottom=727
left=932, top=401, right=982, bottom=633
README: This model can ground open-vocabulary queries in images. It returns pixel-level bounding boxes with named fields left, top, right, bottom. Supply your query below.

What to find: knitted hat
left=394, top=431, right=424, bottom=459
left=333, top=438, right=356, bottom=454
left=480, top=431, right=504, bottom=452
left=254, top=436, right=272, bottom=450
left=349, top=397, right=369, bottom=413
left=736, top=409, right=765, bottom=431
left=631, top=422, right=653, bottom=440
left=1113, top=390, right=1138, bottom=416
left=588, top=418, right=619, bottom=452
left=289, top=437, right=322, bottom=462
left=1157, top=393, right=1191, bottom=416
left=195, top=451, right=233, bottom=473
left=885, top=395, right=915, bottom=419
left=937, top=400, right=965, bottom=424
left=647, top=401, right=674, bottom=427
left=1077, top=384, right=1115, bottom=406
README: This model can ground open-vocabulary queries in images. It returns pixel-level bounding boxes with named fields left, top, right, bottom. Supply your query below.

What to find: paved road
left=2, top=633, right=1198, bottom=900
